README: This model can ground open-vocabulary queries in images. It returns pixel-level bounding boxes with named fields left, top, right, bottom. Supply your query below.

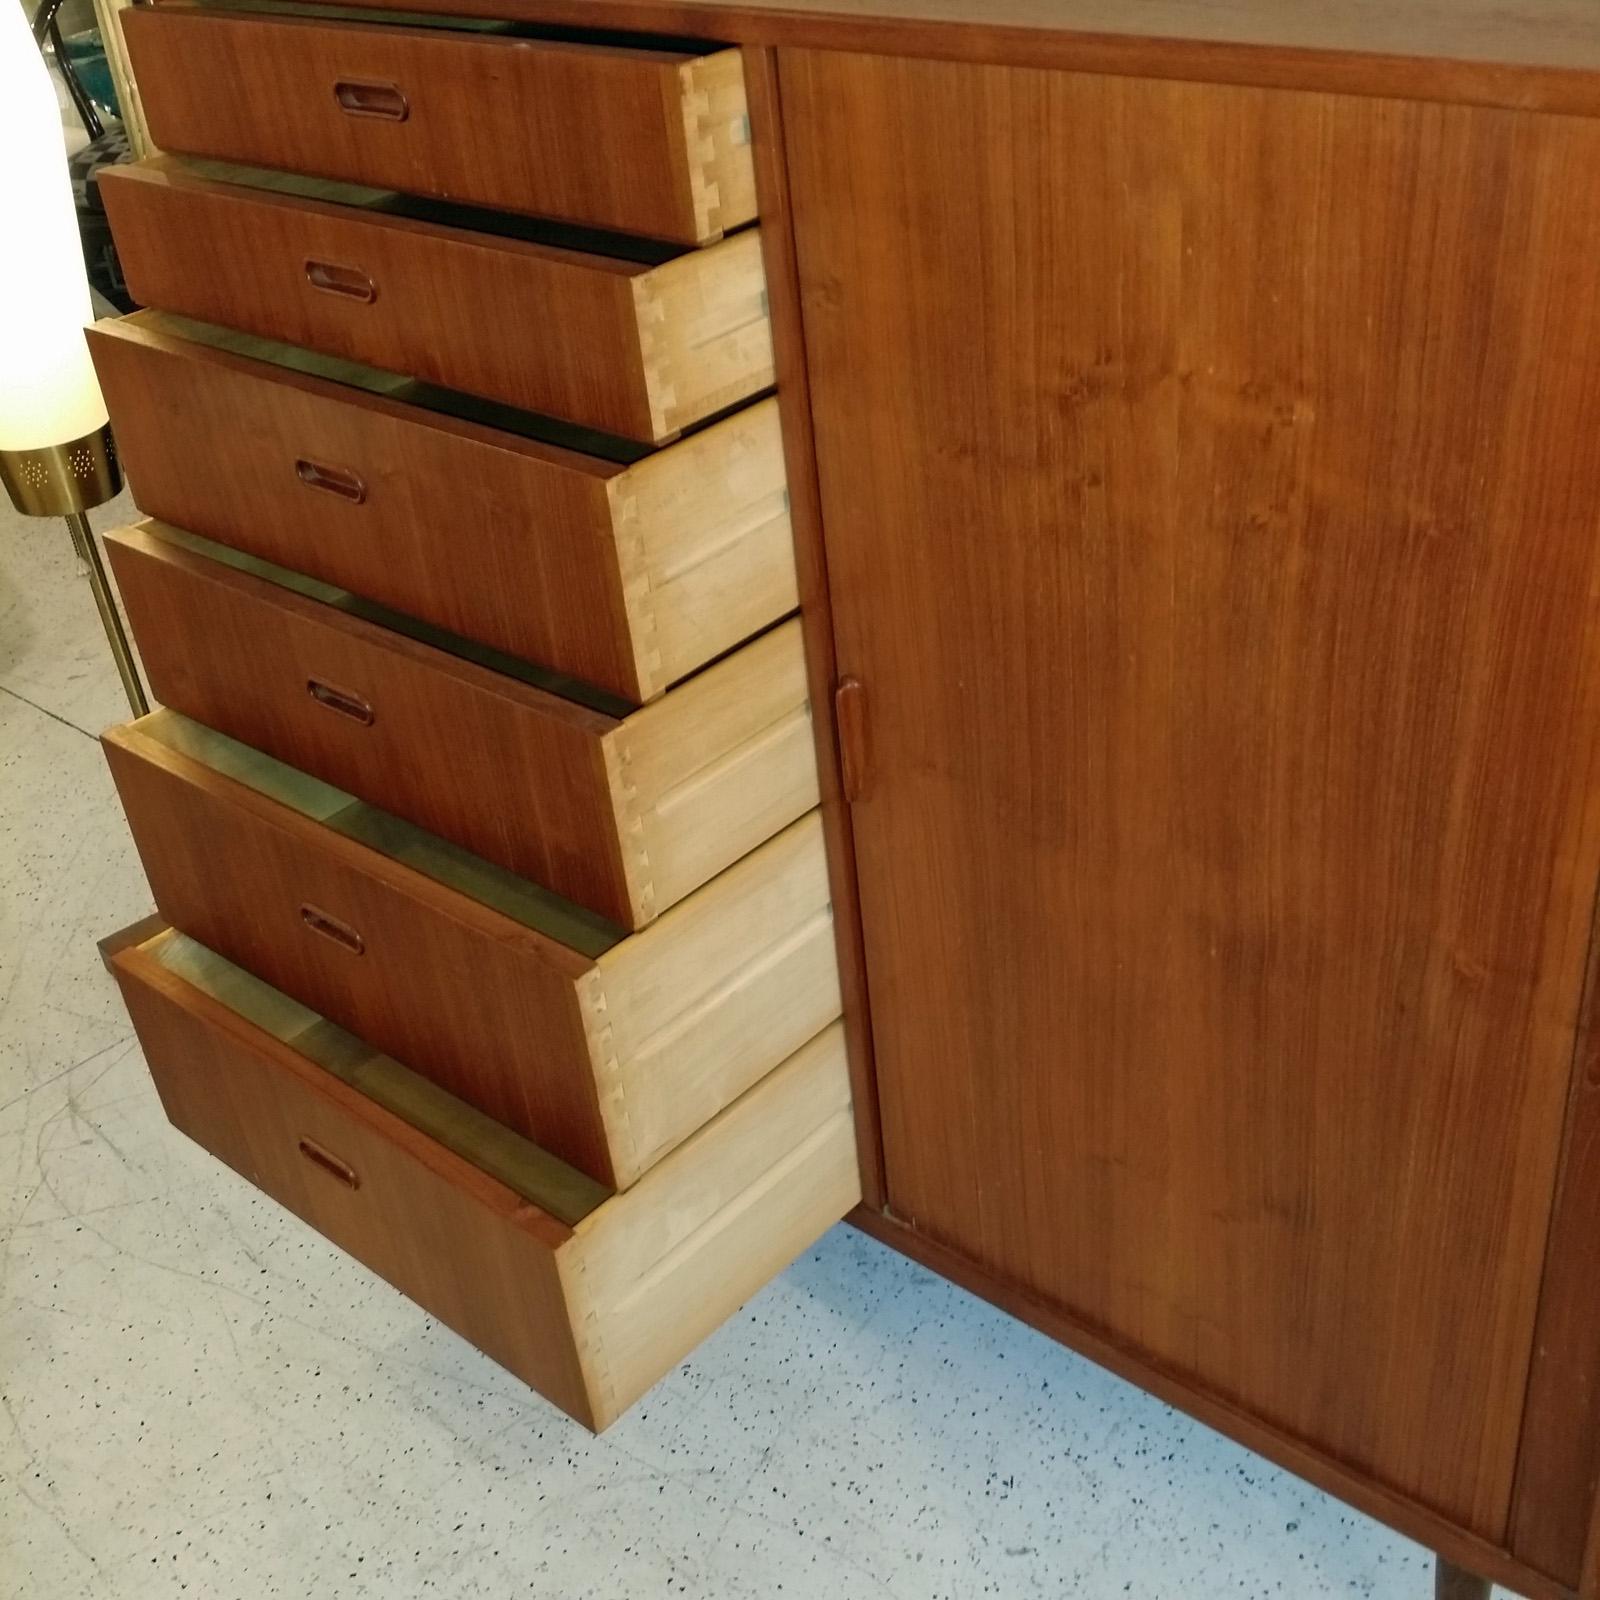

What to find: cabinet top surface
left=273, top=0, right=1600, bottom=112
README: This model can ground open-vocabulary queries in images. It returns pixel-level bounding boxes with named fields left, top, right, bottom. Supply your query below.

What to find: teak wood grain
left=112, top=927, right=859, bottom=1430
left=785, top=50, right=1600, bottom=1540
left=269, top=0, right=1600, bottom=117
left=103, top=520, right=818, bottom=930
left=123, top=5, right=756, bottom=245
left=105, top=711, right=841, bottom=1189
left=89, top=313, right=796, bottom=703
left=98, top=159, right=773, bottom=443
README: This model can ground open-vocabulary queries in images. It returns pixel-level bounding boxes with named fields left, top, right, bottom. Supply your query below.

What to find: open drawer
left=103, top=519, right=818, bottom=931
left=105, top=710, right=841, bottom=1189
left=88, top=313, right=795, bottom=706
left=98, top=159, right=773, bottom=444
left=109, top=924, right=859, bottom=1431
left=120, top=5, right=756, bottom=246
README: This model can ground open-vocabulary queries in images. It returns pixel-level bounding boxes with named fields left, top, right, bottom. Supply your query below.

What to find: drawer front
left=122, top=7, right=756, bottom=245
left=99, top=162, right=773, bottom=442
left=89, top=315, right=795, bottom=704
left=104, top=520, right=639, bottom=924
left=113, top=932, right=595, bottom=1417
left=104, top=522, right=818, bottom=931
left=102, top=720, right=618, bottom=1180
left=112, top=928, right=860, bottom=1430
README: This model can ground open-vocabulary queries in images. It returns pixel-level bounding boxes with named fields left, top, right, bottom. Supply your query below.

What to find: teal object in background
left=63, top=29, right=119, bottom=116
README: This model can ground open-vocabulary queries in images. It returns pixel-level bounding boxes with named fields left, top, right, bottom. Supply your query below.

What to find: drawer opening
left=163, top=0, right=729, bottom=58
left=128, top=707, right=625, bottom=957
left=167, top=155, right=743, bottom=267
left=137, top=924, right=613, bottom=1224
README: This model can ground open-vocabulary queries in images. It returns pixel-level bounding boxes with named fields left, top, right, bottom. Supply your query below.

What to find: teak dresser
left=90, top=1, right=1600, bottom=1594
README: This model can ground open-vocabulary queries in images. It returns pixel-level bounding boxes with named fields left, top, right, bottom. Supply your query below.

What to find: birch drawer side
left=89, top=313, right=796, bottom=704
left=121, top=5, right=756, bottom=245
left=103, top=520, right=819, bottom=931
left=105, top=709, right=842, bottom=1189
left=98, top=160, right=773, bottom=443
left=110, top=925, right=859, bottom=1431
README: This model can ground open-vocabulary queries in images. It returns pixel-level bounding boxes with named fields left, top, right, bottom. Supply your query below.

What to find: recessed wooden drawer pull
left=333, top=79, right=408, bottom=122
left=294, top=457, right=366, bottom=504
left=304, top=259, right=376, bottom=303
left=306, top=677, right=374, bottom=725
left=297, top=1136, right=360, bottom=1190
left=299, top=902, right=365, bottom=955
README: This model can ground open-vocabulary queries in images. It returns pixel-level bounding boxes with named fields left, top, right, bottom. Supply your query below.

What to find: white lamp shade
left=0, top=8, right=109, bottom=451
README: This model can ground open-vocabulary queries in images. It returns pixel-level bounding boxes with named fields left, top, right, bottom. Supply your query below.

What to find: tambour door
left=784, top=49, right=1600, bottom=1541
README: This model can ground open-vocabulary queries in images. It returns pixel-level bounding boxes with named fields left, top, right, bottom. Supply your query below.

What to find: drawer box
left=110, top=925, right=858, bottom=1431
left=105, top=709, right=841, bottom=1189
left=121, top=6, right=756, bottom=246
left=98, top=160, right=773, bottom=443
left=103, top=520, right=818, bottom=930
left=89, top=313, right=796, bottom=704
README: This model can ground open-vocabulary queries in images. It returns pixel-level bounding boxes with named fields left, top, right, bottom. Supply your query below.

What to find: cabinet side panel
left=1510, top=927, right=1600, bottom=1589
left=783, top=48, right=1600, bottom=1534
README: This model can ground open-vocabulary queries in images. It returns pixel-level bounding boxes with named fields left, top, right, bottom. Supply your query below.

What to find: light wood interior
left=678, top=49, right=759, bottom=241
left=582, top=809, right=840, bottom=1185
left=564, top=1021, right=858, bottom=1428
left=610, top=396, right=796, bottom=700
left=635, top=229, right=775, bottom=440
left=607, top=618, right=818, bottom=920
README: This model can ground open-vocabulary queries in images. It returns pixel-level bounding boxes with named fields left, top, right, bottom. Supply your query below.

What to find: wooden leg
left=1435, top=1555, right=1492, bottom=1600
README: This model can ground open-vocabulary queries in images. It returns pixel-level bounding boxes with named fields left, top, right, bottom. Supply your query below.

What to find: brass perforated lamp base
left=0, top=423, right=122, bottom=517
left=1, top=424, right=148, bottom=715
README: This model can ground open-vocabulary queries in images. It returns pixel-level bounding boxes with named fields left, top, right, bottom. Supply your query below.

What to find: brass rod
left=64, top=512, right=149, bottom=717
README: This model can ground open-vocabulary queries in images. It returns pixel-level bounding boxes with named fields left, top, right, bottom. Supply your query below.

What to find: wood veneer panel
left=123, top=6, right=755, bottom=245
left=785, top=50, right=1600, bottom=1536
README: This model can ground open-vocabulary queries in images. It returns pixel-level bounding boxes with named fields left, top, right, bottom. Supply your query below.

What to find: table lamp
left=1, top=3, right=147, bottom=715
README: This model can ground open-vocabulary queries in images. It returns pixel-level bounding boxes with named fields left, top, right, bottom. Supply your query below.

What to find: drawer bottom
left=110, top=926, right=859, bottom=1430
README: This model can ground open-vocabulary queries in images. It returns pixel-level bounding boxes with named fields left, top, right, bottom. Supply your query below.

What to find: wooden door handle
left=333, top=79, right=409, bottom=121
left=836, top=676, right=870, bottom=802
left=299, top=903, right=365, bottom=955
left=304, top=259, right=377, bottom=303
left=307, top=677, right=375, bottom=725
left=298, top=1137, right=360, bottom=1189
left=295, top=458, right=367, bottom=504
